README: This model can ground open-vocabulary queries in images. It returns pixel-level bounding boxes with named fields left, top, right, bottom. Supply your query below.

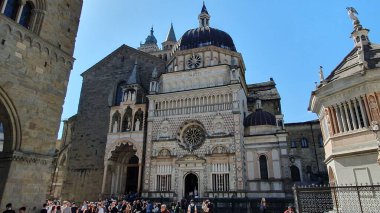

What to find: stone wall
left=0, top=0, right=82, bottom=211
left=285, top=120, right=328, bottom=184
left=61, top=45, right=165, bottom=201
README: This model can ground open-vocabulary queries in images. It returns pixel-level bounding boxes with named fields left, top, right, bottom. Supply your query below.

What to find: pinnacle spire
left=127, top=59, right=140, bottom=85
left=165, top=23, right=177, bottom=42
left=199, top=2, right=210, bottom=27
left=201, top=1, right=209, bottom=15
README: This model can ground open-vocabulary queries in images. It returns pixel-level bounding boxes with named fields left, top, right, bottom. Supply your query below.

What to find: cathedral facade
left=56, top=3, right=326, bottom=201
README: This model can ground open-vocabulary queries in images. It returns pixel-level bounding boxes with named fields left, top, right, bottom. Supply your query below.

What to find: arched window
left=115, top=81, right=126, bottom=105
left=290, top=165, right=301, bottom=182
left=19, top=1, right=33, bottom=28
left=4, top=0, right=20, bottom=20
left=259, top=155, right=268, bottom=180
left=301, top=138, right=308, bottom=148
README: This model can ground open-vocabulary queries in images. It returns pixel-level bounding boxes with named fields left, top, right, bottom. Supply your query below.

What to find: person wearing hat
left=187, top=200, right=197, bottom=213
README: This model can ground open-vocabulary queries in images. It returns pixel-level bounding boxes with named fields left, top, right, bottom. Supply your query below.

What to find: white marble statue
left=135, top=118, right=141, bottom=131
left=347, top=7, right=359, bottom=22
left=123, top=91, right=128, bottom=102
left=319, top=66, right=324, bottom=82
left=112, top=121, right=118, bottom=133
left=127, top=118, right=131, bottom=130
left=128, top=91, right=132, bottom=101
left=132, top=91, right=136, bottom=102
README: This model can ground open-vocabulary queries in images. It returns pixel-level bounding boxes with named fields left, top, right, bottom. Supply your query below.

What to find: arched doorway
left=184, top=173, right=198, bottom=198
left=0, top=87, right=20, bottom=152
left=290, top=165, right=301, bottom=182
left=125, top=155, right=139, bottom=194
left=102, top=143, right=142, bottom=196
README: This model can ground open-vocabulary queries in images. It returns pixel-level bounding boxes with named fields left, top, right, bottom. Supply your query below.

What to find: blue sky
left=58, top=0, right=380, bottom=138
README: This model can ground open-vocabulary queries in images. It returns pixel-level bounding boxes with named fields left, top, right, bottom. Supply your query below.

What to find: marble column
left=343, top=102, right=352, bottom=131
left=137, top=162, right=142, bottom=194
left=354, top=99, right=362, bottom=128
left=358, top=97, right=369, bottom=127
left=335, top=106, right=343, bottom=133
left=348, top=100, right=358, bottom=130
left=338, top=104, right=348, bottom=132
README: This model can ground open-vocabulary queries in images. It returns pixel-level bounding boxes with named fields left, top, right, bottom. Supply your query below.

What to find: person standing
left=41, top=203, right=48, bottom=213
left=146, top=201, right=153, bottom=213
left=206, top=200, right=213, bottom=213
left=18, top=207, right=26, bottom=213
left=187, top=200, right=197, bottom=213
left=3, top=203, right=16, bottom=213
left=71, top=202, right=78, bottom=213
left=160, top=205, right=170, bottom=213
left=97, top=203, right=104, bottom=213
left=259, top=198, right=267, bottom=213
left=283, top=206, right=294, bottom=213
left=62, top=201, right=72, bottom=213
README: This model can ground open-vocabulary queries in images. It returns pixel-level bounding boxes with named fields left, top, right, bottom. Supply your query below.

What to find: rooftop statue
left=346, top=7, right=359, bottom=22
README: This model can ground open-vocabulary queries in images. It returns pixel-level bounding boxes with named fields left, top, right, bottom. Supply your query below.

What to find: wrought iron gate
left=293, top=184, right=380, bottom=213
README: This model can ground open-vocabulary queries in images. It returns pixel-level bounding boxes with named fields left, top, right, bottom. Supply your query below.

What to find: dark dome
left=244, top=109, right=276, bottom=127
left=177, top=27, right=236, bottom=52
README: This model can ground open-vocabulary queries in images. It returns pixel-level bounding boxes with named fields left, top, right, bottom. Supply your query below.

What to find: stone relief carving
left=212, top=114, right=226, bottom=135
left=158, top=149, right=171, bottom=157
left=212, top=145, right=228, bottom=154
left=324, top=108, right=334, bottom=135
left=368, top=95, right=380, bottom=122
left=159, top=120, right=171, bottom=139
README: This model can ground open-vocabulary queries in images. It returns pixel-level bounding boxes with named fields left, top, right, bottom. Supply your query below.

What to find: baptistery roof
left=244, top=109, right=276, bottom=127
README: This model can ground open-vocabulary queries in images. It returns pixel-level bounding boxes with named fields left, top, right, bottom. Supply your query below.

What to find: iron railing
left=293, top=184, right=380, bottom=213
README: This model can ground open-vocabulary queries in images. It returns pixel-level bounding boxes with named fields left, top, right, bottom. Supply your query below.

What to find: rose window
left=182, top=125, right=205, bottom=149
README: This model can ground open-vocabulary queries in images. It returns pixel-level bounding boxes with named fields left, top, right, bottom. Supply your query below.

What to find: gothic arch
left=0, top=87, right=21, bottom=151
left=104, top=139, right=142, bottom=163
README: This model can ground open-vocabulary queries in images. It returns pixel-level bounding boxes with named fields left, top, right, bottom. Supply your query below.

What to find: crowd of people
left=2, top=196, right=297, bottom=213
left=0, top=198, right=213, bottom=213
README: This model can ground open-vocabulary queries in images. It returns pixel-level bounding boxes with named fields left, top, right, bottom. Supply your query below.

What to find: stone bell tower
left=0, top=0, right=82, bottom=211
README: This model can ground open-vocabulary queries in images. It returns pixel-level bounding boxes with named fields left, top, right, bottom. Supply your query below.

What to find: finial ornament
left=346, top=7, right=359, bottom=22
left=319, top=66, right=324, bottom=82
